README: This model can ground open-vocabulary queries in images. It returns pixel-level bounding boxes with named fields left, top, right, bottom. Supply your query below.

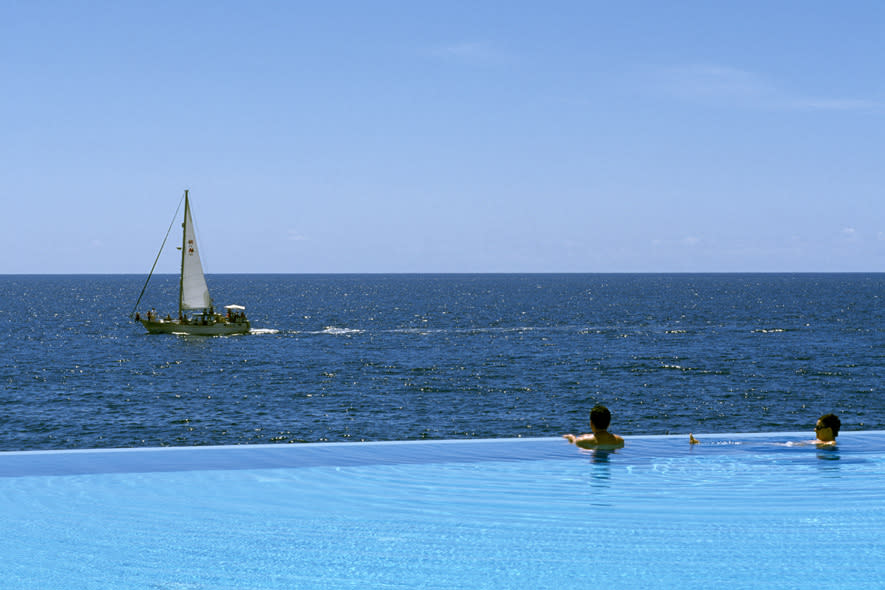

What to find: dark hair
left=590, top=405, right=612, bottom=430
left=819, top=413, right=841, bottom=436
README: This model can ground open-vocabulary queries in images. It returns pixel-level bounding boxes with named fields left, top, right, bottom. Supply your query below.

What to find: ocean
left=1, top=273, right=883, bottom=451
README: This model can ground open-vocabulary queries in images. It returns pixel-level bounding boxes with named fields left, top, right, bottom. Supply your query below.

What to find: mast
left=179, top=189, right=188, bottom=318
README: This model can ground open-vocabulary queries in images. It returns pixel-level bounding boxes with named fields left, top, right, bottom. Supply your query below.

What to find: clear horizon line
left=3, top=271, right=884, bottom=277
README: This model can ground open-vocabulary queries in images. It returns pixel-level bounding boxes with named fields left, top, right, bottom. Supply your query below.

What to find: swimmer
left=784, top=413, right=842, bottom=447
left=814, top=413, right=840, bottom=446
left=563, top=404, right=625, bottom=449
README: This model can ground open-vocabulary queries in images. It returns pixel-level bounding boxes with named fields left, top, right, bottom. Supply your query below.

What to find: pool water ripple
left=1, top=432, right=883, bottom=589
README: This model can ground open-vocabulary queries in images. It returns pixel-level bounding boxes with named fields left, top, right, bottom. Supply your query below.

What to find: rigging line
left=130, top=193, right=186, bottom=319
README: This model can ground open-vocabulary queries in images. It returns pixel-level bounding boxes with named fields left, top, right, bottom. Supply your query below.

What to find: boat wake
left=318, top=327, right=364, bottom=336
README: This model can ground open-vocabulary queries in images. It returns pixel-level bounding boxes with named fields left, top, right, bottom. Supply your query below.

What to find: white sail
left=180, top=197, right=212, bottom=310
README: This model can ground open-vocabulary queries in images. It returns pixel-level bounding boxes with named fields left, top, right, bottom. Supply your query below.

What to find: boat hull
left=141, top=319, right=250, bottom=335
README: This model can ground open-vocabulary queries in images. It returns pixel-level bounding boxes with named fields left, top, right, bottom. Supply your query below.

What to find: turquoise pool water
left=1, top=433, right=882, bottom=589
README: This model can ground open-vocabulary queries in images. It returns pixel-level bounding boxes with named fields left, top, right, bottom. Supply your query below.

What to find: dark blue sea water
left=1, top=274, right=883, bottom=451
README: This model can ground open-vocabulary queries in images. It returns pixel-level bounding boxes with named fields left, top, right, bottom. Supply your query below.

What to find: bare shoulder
left=591, top=432, right=624, bottom=449
left=563, top=433, right=598, bottom=448
left=565, top=432, right=623, bottom=449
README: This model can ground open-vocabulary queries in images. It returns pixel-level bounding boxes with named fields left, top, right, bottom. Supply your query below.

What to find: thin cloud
left=787, top=97, right=881, bottom=112
left=287, top=230, right=308, bottom=242
left=429, top=41, right=511, bottom=66
left=651, top=236, right=702, bottom=248
left=657, top=65, right=769, bottom=101
left=653, top=64, right=882, bottom=113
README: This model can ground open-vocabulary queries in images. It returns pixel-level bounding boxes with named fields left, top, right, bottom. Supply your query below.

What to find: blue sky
left=2, top=1, right=884, bottom=273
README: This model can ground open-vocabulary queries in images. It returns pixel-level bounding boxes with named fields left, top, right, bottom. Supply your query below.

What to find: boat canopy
left=224, top=304, right=246, bottom=310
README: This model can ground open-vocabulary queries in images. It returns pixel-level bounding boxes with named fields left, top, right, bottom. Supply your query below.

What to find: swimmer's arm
left=563, top=434, right=598, bottom=448
left=779, top=439, right=838, bottom=447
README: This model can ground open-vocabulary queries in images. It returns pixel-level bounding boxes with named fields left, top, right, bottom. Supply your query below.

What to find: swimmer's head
left=590, top=405, right=612, bottom=430
left=816, top=413, right=841, bottom=440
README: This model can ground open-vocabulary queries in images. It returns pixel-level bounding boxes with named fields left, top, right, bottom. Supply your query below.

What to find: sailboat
left=133, top=190, right=250, bottom=335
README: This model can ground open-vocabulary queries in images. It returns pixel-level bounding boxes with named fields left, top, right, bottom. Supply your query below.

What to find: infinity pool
left=1, top=432, right=882, bottom=589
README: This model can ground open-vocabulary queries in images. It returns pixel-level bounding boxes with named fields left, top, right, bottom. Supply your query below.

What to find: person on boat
left=563, top=404, right=625, bottom=449
left=814, top=413, right=840, bottom=446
